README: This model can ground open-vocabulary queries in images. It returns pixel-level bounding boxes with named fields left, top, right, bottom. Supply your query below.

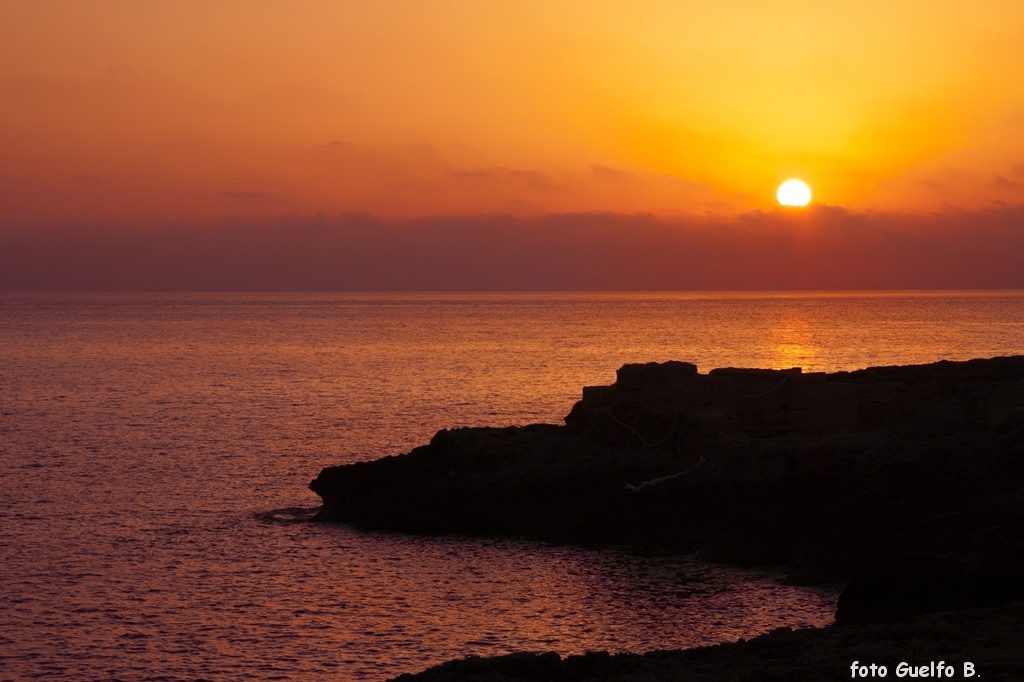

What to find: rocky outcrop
left=310, top=356, right=1024, bottom=621
left=569, top=361, right=863, bottom=433
left=834, top=546, right=1024, bottom=625
left=388, top=600, right=1024, bottom=681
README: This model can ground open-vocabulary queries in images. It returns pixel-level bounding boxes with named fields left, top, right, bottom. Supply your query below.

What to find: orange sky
left=3, top=0, right=1024, bottom=223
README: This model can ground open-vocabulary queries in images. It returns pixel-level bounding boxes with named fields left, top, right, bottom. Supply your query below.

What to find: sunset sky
left=2, top=1, right=1024, bottom=289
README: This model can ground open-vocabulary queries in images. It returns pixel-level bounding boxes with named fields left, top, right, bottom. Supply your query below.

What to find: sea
left=2, top=291, right=1023, bottom=681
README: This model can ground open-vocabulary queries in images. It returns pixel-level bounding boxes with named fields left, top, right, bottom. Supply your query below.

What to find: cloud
left=218, top=190, right=272, bottom=200
left=991, top=174, right=1022, bottom=190
left=865, top=114, right=1024, bottom=211
left=445, top=167, right=554, bottom=190
left=1, top=205, right=1022, bottom=291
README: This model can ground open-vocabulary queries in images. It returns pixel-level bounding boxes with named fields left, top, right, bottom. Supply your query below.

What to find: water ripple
left=5, top=292, right=1023, bottom=680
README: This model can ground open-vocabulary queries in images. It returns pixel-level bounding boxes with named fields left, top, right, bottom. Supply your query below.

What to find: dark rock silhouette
left=388, top=601, right=1024, bottom=681
left=310, top=356, right=1024, bottom=627
left=834, top=546, right=1024, bottom=626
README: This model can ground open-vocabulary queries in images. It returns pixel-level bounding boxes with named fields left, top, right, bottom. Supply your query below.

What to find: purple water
left=3, top=291, right=1023, bottom=680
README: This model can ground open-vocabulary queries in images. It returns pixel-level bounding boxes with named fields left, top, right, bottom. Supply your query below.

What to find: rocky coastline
left=309, top=356, right=1024, bottom=679
left=389, top=601, right=1024, bottom=681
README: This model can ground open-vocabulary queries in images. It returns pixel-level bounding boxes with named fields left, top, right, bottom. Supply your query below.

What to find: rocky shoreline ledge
left=388, top=600, right=1024, bottom=681
left=310, top=356, right=1024, bottom=678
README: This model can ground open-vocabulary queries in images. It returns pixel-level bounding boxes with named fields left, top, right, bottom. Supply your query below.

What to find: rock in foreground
left=388, top=600, right=1024, bottom=681
left=311, top=357, right=1024, bottom=622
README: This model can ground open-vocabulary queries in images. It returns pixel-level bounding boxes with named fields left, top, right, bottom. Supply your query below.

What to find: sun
left=777, top=179, right=812, bottom=207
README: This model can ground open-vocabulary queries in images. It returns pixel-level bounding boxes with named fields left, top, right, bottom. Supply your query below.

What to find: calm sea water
left=3, top=291, right=1023, bottom=681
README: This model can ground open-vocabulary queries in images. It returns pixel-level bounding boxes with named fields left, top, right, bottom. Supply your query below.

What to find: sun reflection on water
left=767, top=314, right=820, bottom=370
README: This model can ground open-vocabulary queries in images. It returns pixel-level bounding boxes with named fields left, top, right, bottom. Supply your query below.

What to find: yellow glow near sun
left=777, top=179, right=812, bottom=207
